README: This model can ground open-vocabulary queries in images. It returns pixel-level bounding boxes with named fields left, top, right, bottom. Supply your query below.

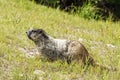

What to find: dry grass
left=0, top=0, right=120, bottom=80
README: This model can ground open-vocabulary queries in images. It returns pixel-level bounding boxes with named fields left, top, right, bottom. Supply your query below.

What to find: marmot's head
left=26, top=29, right=48, bottom=42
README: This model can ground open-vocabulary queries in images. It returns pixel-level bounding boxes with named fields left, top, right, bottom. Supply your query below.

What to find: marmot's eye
left=38, top=30, right=43, bottom=34
left=32, top=30, right=37, bottom=33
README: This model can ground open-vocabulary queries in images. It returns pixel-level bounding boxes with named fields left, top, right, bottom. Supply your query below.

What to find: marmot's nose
left=26, top=30, right=31, bottom=35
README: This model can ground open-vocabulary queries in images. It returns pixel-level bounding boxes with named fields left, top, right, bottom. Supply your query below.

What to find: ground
left=0, top=0, right=120, bottom=80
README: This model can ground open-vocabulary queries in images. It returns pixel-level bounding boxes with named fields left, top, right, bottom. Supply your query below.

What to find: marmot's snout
left=26, top=30, right=32, bottom=40
left=26, top=30, right=30, bottom=35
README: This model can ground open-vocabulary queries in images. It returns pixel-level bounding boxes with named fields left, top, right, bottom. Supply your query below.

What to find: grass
left=0, top=0, right=120, bottom=80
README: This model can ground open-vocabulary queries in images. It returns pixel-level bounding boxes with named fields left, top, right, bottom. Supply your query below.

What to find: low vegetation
left=0, top=0, right=120, bottom=80
left=33, top=0, right=120, bottom=20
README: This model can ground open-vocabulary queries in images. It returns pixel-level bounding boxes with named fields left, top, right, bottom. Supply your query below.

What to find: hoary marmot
left=26, top=29, right=116, bottom=71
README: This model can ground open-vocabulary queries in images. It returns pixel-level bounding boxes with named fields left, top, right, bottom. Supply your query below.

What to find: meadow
left=0, top=0, right=120, bottom=80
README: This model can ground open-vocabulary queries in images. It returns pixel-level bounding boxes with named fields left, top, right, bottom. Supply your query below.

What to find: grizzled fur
left=26, top=29, right=118, bottom=71
left=26, top=29, right=95, bottom=66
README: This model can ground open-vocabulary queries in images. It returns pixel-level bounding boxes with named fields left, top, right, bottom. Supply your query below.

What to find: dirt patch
left=18, top=47, right=39, bottom=58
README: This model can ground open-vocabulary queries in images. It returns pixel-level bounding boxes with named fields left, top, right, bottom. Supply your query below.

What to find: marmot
left=26, top=29, right=116, bottom=71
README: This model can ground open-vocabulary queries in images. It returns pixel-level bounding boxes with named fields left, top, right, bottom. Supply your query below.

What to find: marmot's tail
left=86, top=56, right=117, bottom=71
left=94, top=62, right=117, bottom=71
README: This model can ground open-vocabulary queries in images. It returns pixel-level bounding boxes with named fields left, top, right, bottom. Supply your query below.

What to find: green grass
left=0, top=0, right=120, bottom=80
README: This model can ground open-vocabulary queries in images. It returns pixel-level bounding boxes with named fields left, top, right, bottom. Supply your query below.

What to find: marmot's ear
left=38, top=29, right=44, bottom=33
left=40, top=29, right=49, bottom=39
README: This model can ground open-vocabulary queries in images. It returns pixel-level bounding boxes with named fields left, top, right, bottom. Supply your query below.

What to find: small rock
left=33, top=70, right=45, bottom=76
left=38, top=77, right=43, bottom=80
left=19, top=73, right=23, bottom=77
left=90, top=46, right=95, bottom=49
left=106, top=44, right=116, bottom=48
left=18, top=47, right=26, bottom=53
left=78, top=38, right=84, bottom=42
